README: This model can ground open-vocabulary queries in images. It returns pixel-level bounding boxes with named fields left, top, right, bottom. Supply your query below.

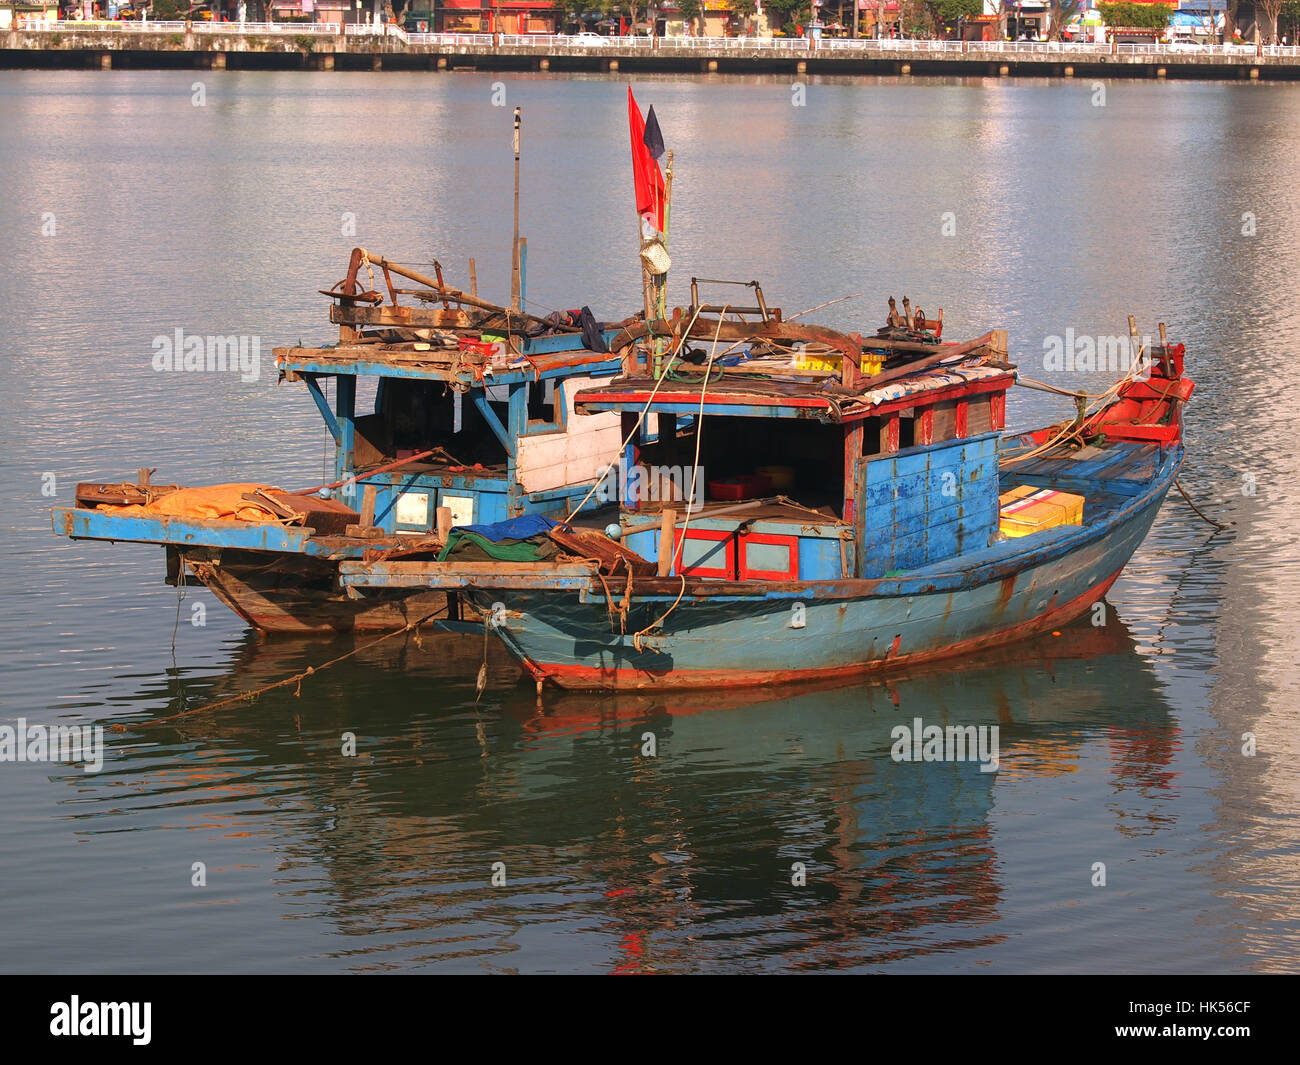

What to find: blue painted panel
left=797, top=535, right=844, bottom=580
left=857, top=432, right=1001, bottom=578
left=334, top=374, right=356, bottom=485
left=56, top=508, right=322, bottom=554
left=624, top=529, right=658, bottom=564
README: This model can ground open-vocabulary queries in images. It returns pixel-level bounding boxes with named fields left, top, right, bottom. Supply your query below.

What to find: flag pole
left=658, top=148, right=674, bottom=322
left=511, top=106, right=522, bottom=312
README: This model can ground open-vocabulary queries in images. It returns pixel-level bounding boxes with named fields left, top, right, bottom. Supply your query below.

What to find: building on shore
left=436, top=0, right=557, bottom=33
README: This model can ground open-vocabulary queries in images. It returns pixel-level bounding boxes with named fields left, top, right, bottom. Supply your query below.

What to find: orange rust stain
left=997, top=575, right=1016, bottom=610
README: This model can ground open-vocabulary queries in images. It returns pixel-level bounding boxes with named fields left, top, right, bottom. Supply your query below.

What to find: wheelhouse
left=572, top=330, right=1015, bottom=582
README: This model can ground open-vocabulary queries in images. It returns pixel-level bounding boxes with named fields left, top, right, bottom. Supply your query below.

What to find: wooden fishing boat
left=358, top=307, right=1194, bottom=690
left=50, top=247, right=637, bottom=633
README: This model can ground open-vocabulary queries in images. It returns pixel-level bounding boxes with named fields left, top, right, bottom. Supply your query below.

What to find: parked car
left=570, top=31, right=611, bottom=46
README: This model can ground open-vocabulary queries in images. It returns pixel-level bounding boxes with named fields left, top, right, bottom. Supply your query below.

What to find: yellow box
left=794, top=351, right=885, bottom=376
left=998, top=485, right=1085, bottom=538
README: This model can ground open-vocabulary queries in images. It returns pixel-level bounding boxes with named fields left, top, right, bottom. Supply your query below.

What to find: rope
left=631, top=308, right=729, bottom=652
left=119, top=606, right=446, bottom=732
left=785, top=292, right=864, bottom=323
left=170, top=552, right=188, bottom=655
left=561, top=304, right=707, bottom=525
left=1003, top=351, right=1150, bottom=468
left=1016, top=375, right=1108, bottom=400
left=1174, top=479, right=1233, bottom=530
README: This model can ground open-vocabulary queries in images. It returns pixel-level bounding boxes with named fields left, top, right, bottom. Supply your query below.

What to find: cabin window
left=898, top=413, right=916, bottom=451
left=527, top=379, right=559, bottom=430
left=348, top=377, right=508, bottom=471
left=694, top=416, right=844, bottom=516
left=862, top=416, right=884, bottom=457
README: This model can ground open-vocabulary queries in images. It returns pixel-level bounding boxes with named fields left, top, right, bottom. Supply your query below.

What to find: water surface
left=1, top=70, right=1297, bottom=973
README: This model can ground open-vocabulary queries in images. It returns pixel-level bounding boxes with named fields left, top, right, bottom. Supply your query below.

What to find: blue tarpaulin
left=435, top=514, right=558, bottom=563
left=458, top=514, right=556, bottom=542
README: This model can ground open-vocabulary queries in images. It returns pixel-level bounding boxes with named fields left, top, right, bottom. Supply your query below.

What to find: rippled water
left=2, top=70, right=1298, bottom=973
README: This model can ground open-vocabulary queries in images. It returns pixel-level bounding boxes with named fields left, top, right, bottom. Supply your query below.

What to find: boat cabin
left=571, top=328, right=1015, bottom=581
left=270, top=247, right=628, bottom=538
left=276, top=336, right=624, bottom=536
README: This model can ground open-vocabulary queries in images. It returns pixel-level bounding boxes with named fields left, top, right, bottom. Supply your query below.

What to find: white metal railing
left=407, top=32, right=494, bottom=46
left=502, top=33, right=562, bottom=47
left=343, top=23, right=407, bottom=41
left=816, top=37, right=1285, bottom=58
left=13, top=23, right=1300, bottom=60
left=21, top=18, right=182, bottom=31
left=20, top=19, right=343, bottom=35
left=662, top=35, right=810, bottom=50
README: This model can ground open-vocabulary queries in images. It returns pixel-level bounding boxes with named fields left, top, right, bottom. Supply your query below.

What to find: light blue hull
left=468, top=448, right=1179, bottom=690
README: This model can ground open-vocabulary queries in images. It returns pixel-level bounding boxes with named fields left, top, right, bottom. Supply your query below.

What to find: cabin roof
left=573, top=361, right=1015, bottom=423
left=274, top=334, right=623, bottom=386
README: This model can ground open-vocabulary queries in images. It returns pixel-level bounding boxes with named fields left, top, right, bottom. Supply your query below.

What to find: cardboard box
left=998, top=485, right=1085, bottom=538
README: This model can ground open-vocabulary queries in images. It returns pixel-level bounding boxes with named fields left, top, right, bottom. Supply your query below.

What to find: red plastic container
left=707, top=474, right=772, bottom=501
left=458, top=338, right=502, bottom=358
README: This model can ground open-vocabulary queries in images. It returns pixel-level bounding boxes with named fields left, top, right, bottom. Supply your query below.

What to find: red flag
left=627, top=87, right=666, bottom=235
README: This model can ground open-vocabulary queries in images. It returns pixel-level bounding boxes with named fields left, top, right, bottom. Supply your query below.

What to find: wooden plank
left=658, top=508, right=677, bottom=577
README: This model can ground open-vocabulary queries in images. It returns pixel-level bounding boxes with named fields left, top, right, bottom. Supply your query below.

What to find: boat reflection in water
left=76, top=607, right=1177, bottom=972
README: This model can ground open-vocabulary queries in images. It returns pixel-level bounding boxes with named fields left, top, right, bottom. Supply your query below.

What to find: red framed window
left=739, top=533, right=800, bottom=581
left=673, top=529, right=734, bottom=579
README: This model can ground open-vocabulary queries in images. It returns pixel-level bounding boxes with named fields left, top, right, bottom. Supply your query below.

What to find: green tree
left=677, top=0, right=703, bottom=33
left=729, top=0, right=757, bottom=35
left=554, top=1, right=614, bottom=32
left=928, top=0, right=980, bottom=21
left=765, top=0, right=811, bottom=35
left=1282, top=0, right=1300, bottom=40
left=1096, top=1, right=1172, bottom=30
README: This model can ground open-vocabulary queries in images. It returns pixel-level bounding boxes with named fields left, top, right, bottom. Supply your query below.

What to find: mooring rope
left=1174, top=478, right=1233, bottom=531
left=121, top=606, right=447, bottom=732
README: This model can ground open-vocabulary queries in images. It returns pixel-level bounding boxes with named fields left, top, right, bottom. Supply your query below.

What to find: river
left=1, top=69, right=1297, bottom=973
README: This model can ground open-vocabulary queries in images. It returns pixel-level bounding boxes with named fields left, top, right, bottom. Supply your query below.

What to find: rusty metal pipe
left=291, top=449, right=436, bottom=497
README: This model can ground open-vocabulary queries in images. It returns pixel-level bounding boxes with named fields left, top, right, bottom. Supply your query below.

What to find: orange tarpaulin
left=111, top=483, right=292, bottom=524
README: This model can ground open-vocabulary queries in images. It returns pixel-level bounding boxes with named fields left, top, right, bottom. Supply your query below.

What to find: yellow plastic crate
left=998, top=486, right=1085, bottom=538
left=795, top=351, right=885, bottom=376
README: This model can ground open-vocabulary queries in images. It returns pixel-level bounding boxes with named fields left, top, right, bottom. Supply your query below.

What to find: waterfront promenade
left=5, top=23, right=1300, bottom=79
